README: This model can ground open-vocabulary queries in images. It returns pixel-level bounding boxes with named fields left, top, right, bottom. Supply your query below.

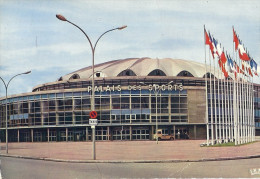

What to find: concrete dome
left=59, top=57, right=224, bottom=81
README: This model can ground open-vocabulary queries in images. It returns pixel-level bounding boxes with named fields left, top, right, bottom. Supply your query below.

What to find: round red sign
left=89, top=111, right=97, bottom=119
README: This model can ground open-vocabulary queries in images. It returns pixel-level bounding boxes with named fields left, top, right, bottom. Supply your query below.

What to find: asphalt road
left=0, top=157, right=260, bottom=178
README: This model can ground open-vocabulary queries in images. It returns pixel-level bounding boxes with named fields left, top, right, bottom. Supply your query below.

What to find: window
left=177, top=70, right=194, bottom=77
left=69, top=74, right=80, bottom=80
left=148, top=69, right=166, bottom=76
left=117, top=69, right=137, bottom=76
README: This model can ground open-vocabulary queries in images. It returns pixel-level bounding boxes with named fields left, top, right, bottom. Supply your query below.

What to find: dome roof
left=59, top=57, right=225, bottom=81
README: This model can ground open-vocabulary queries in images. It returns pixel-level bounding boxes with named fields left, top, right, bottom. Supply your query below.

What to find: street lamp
left=140, top=81, right=173, bottom=144
left=0, top=71, right=31, bottom=154
left=56, top=14, right=127, bottom=160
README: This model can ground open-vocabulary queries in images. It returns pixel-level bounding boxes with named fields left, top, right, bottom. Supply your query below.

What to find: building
left=0, top=57, right=259, bottom=142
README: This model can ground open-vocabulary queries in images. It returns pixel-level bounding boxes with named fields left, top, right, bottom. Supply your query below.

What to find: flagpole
left=204, top=26, right=209, bottom=146
left=218, top=61, right=222, bottom=143
left=246, top=75, right=249, bottom=143
left=223, top=76, right=227, bottom=143
left=252, top=75, right=255, bottom=142
left=242, top=70, right=245, bottom=144
left=233, top=26, right=238, bottom=145
left=249, top=77, right=253, bottom=142
left=238, top=54, right=243, bottom=145
left=209, top=46, right=214, bottom=145
left=227, top=75, right=231, bottom=142
left=229, top=72, right=233, bottom=141
left=214, top=51, right=218, bottom=143
left=221, top=73, right=225, bottom=143
left=252, top=75, right=255, bottom=141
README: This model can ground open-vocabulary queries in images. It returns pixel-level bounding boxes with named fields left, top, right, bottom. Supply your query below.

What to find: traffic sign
left=89, top=118, right=98, bottom=126
left=89, top=111, right=97, bottom=119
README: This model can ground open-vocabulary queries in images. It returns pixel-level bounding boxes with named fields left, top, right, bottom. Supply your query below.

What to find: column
left=31, top=129, right=34, bottom=142
left=66, top=128, right=68, bottom=142
left=47, top=128, right=50, bottom=142
left=41, top=101, right=44, bottom=125
left=107, top=126, right=110, bottom=141
left=149, top=94, right=152, bottom=123
left=110, top=95, right=112, bottom=124
left=168, top=94, right=171, bottom=123
left=173, top=125, right=176, bottom=140
left=17, top=129, right=20, bottom=143
left=130, top=126, right=132, bottom=141
left=110, top=127, right=113, bottom=141
left=86, top=126, right=89, bottom=141
left=151, top=125, right=154, bottom=140
left=194, top=125, right=197, bottom=140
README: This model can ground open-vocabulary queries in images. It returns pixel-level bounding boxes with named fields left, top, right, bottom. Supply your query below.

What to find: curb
left=1, top=154, right=260, bottom=163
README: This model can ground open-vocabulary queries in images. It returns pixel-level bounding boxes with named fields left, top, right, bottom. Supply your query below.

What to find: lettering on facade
left=87, top=83, right=183, bottom=92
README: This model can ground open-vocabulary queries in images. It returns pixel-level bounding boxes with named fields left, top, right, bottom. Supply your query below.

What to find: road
left=0, top=157, right=260, bottom=178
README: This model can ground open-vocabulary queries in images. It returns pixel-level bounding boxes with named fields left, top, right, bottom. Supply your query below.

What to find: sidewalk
left=1, top=140, right=260, bottom=162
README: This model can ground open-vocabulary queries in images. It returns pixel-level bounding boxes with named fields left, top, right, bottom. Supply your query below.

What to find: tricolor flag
left=233, top=28, right=239, bottom=51
left=204, top=28, right=217, bottom=59
left=238, top=42, right=250, bottom=61
left=233, top=27, right=250, bottom=61
left=250, top=59, right=258, bottom=76
left=227, top=54, right=235, bottom=73
left=209, top=33, right=218, bottom=59
left=204, top=28, right=211, bottom=45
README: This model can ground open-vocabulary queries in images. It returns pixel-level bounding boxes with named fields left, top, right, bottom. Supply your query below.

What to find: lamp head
left=56, top=14, right=67, bottom=21
left=117, top=25, right=127, bottom=30
left=23, top=71, right=31, bottom=74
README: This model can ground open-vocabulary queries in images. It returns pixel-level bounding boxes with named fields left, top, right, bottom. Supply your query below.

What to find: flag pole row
left=204, top=26, right=257, bottom=145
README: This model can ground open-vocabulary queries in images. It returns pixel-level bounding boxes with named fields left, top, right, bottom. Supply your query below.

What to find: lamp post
left=140, top=81, right=173, bottom=144
left=56, top=14, right=127, bottom=160
left=0, top=71, right=31, bottom=154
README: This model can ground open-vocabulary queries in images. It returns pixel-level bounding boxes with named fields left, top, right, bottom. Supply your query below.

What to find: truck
left=153, top=129, right=174, bottom=140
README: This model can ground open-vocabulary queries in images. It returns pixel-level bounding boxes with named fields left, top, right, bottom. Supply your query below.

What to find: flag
left=238, top=43, right=250, bottom=61
left=233, top=28, right=250, bottom=61
left=205, top=28, right=211, bottom=45
left=218, top=58, right=228, bottom=78
left=215, top=42, right=223, bottom=58
left=209, top=33, right=218, bottom=59
left=233, top=28, right=239, bottom=51
left=250, top=59, right=258, bottom=76
left=227, top=54, right=235, bottom=73
left=220, top=51, right=227, bottom=64
left=205, top=29, right=217, bottom=59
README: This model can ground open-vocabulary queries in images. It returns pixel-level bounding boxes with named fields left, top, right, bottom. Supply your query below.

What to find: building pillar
left=47, top=128, right=50, bottom=142
left=56, top=113, right=59, bottom=125
left=107, top=126, right=110, bottom=140
left=169, top=94, right=171, bottom=123
left=151, top=125, right=154, bottom=140
left=66, top=128, right=68, bottom=142
left=130, top=126, right=132, bottom=141
left=72, top=112, right=75, bottom=125
left=173, top=125, right=176, bottom=139
left=149, top=94, right=152, bottom=123
left=86, top=126, right=89, bottom=141
left=110, top=95, right=112, bottom=124
left=110, top=127, right=113, bottom=141
left=31, top=129, right=34, bottom=142
left=17, top=129, right=20, bottom=143
left=41, top=101, right=44, bottom=125
left=194, top=125, right=197, bottom=140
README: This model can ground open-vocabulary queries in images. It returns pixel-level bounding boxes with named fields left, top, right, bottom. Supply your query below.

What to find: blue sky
left=0, top=0, right=259, bottom=97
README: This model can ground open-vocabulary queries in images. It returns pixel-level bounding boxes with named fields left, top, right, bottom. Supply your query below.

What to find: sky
left=0, top=0, right=259, bottom=97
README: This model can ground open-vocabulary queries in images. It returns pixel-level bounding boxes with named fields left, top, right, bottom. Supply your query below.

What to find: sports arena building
left=0, top=57, right=259, bottom=142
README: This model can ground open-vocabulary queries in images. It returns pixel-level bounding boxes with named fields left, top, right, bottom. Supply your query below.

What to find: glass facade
left=0, top=89, right=188, bottom=128
left=1, top=75, right=259, bottom=142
